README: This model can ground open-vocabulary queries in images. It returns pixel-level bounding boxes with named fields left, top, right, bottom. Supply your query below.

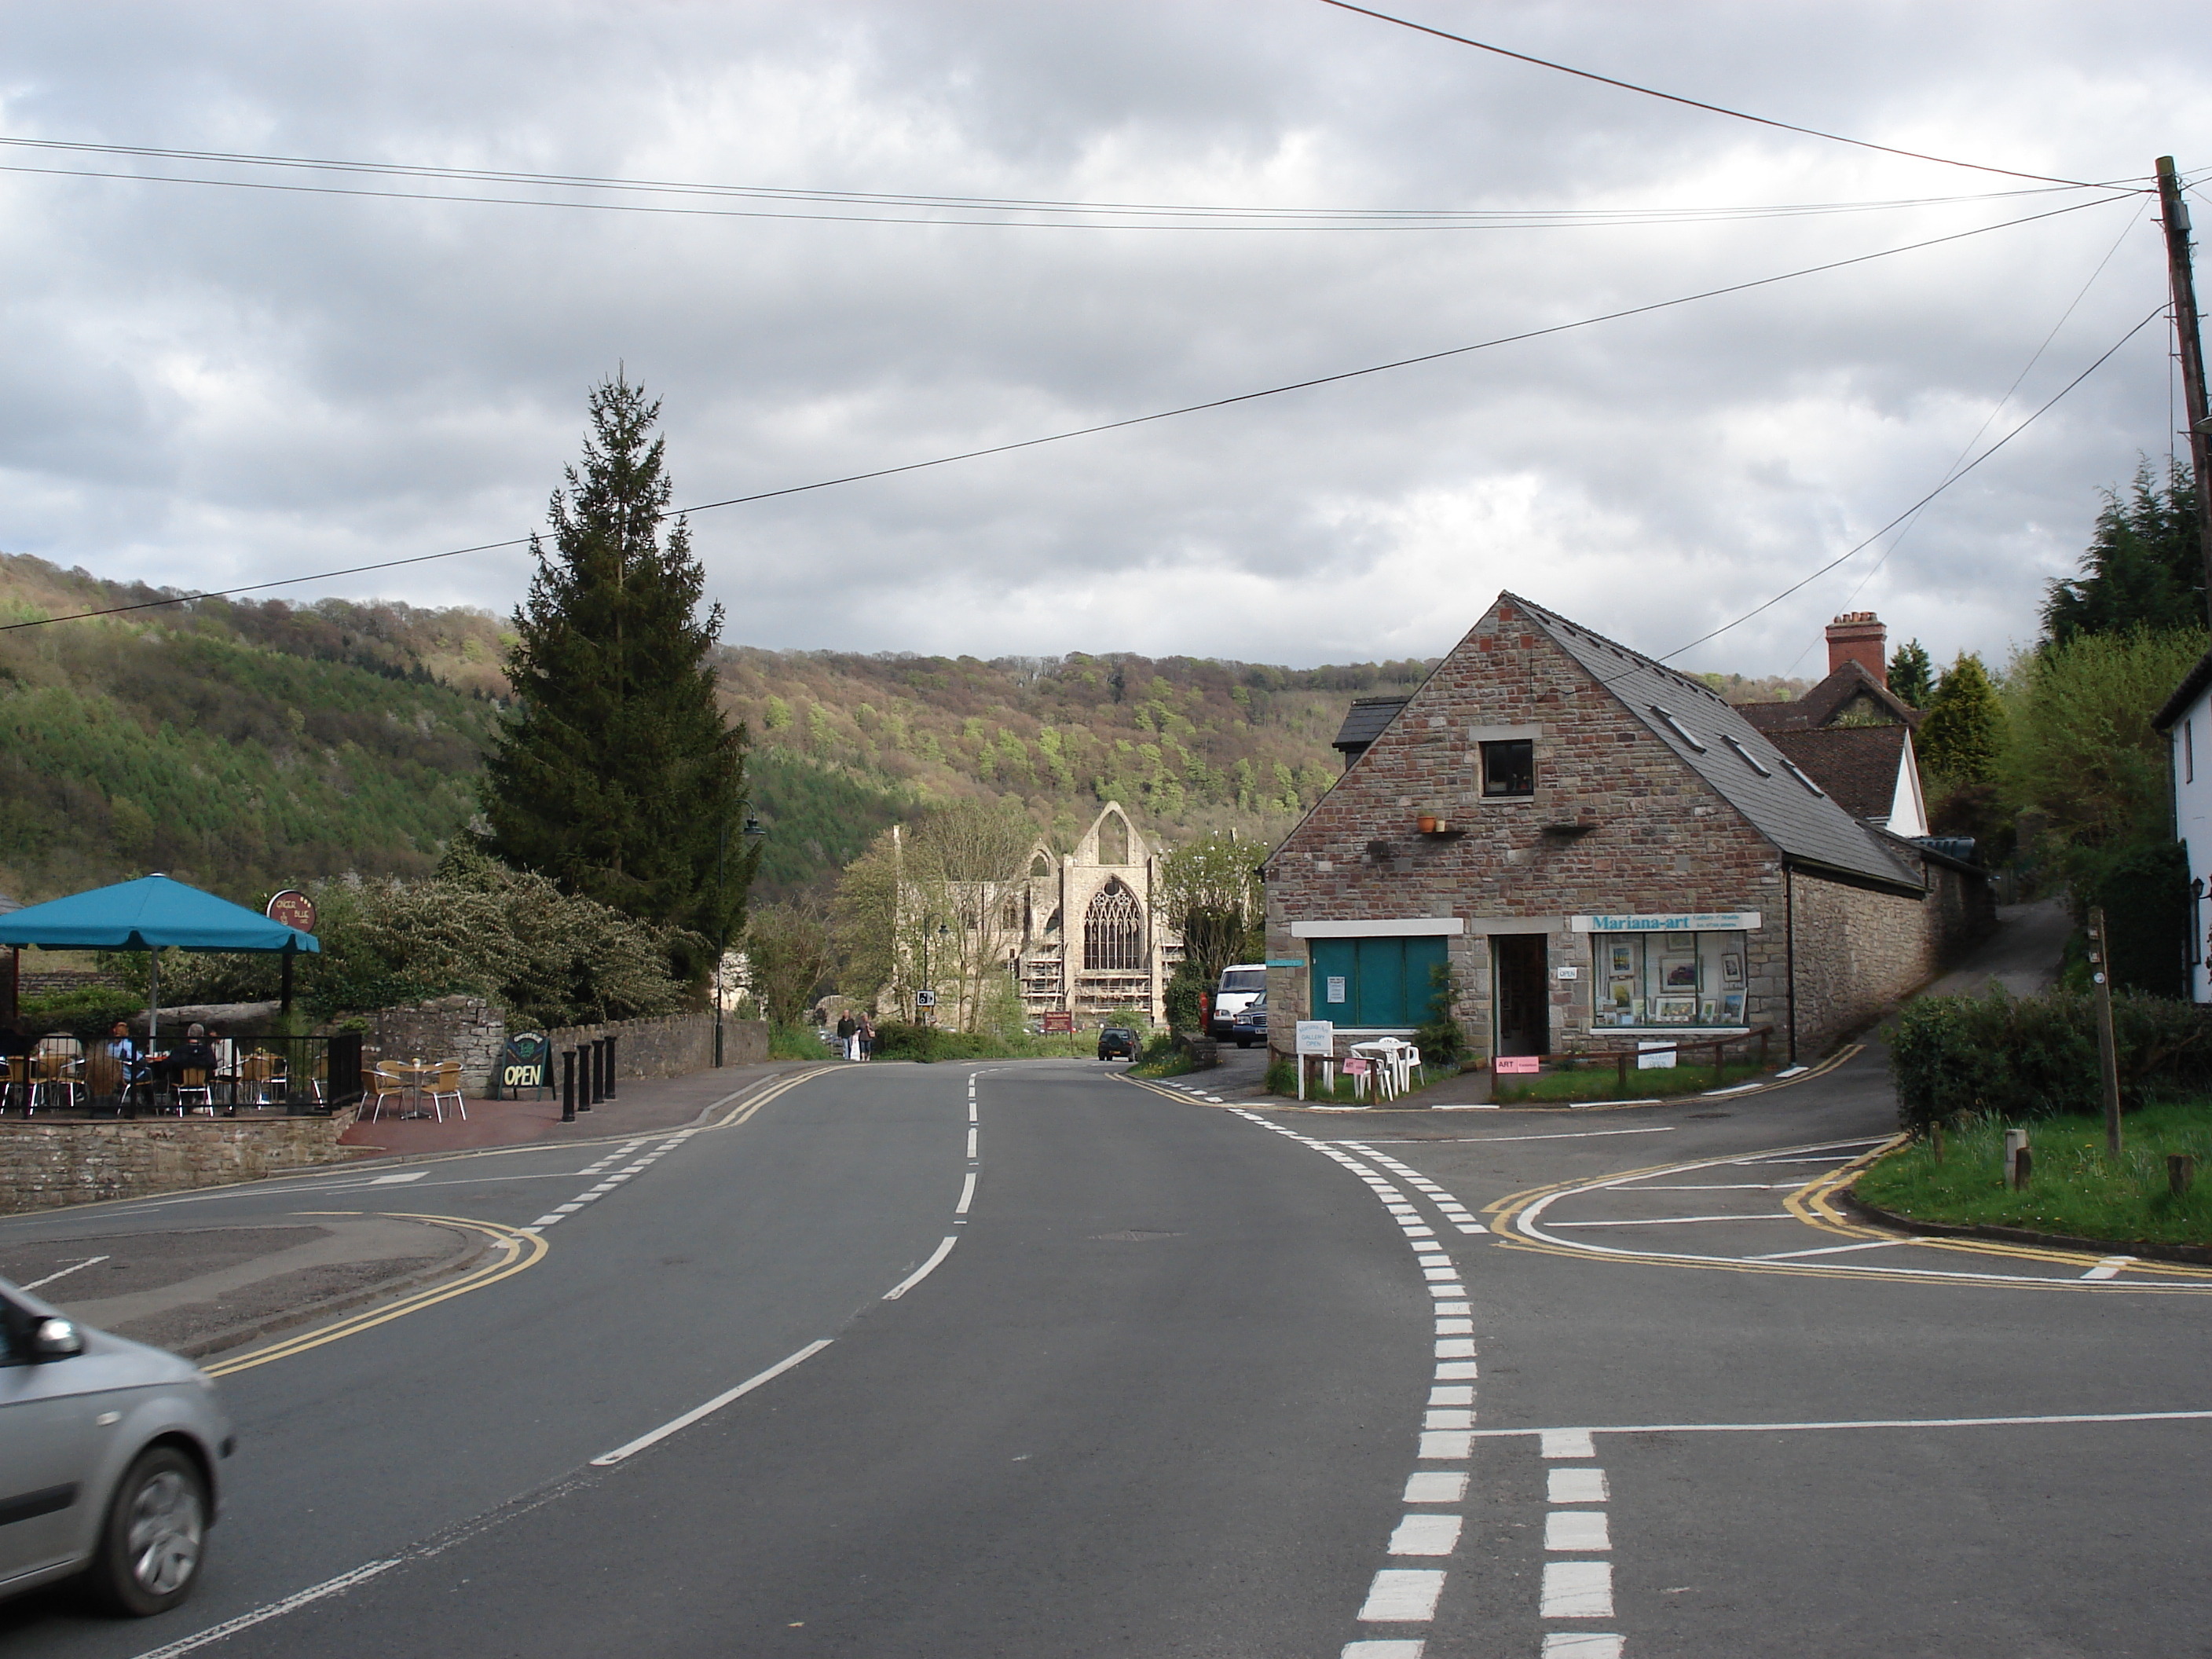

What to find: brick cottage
left=1262, top=595, right=1991, bottom=1069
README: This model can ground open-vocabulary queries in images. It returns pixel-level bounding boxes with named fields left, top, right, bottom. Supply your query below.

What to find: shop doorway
left=1492, top=934, right=1549, bottom=1057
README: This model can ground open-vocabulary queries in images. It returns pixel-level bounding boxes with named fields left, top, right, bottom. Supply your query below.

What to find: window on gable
left=1479, top=738, right=1535, bottom=798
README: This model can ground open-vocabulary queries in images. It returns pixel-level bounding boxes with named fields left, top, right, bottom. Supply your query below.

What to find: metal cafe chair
left=425, top=1060, right=467, bottom=1122
left=173, top=1068, right=215, bottom=1115
left=31, top=1051, right=85, bottom=1114
left=366, top=1064, right=408, bottom=1122
left=239, top=1051, right=288, bottom=1107
left=0, top=1056, right=32, bottom=1115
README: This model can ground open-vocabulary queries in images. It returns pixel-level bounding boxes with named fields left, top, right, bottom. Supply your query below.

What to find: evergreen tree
left=1918, top=652, right=2005, bottom=785
left=2041, top=460, right=2203, bottom=644
left=480, top=375, right=753, bottom=972
left=1886, top=638, right=1934, bottom=709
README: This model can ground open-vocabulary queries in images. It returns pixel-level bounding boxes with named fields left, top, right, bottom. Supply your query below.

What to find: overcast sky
left=4, top=2, right=2208, bottom=676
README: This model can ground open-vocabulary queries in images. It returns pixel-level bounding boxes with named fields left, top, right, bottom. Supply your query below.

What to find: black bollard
left=562, top=1049, right=577, bottom=1122
left=604, top=1035, right=619, bottom=1100
left=590, top=1038, right=606, bottom=1106
left=580, top=1039, right=594, bottom=1111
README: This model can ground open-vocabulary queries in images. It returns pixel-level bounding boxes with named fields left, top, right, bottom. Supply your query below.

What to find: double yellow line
left=204, top=1214, right=547, bottom=1377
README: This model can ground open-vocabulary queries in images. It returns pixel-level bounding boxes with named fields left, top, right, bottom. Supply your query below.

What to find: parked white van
left=1210, top=964, right=1267, bottom=1038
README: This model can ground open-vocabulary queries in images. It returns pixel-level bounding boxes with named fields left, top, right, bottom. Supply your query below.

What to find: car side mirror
left=31, top=1318, right=84, bottom=1360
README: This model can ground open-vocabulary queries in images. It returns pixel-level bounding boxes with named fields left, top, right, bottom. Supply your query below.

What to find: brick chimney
left=1826, top=612, right=1887, bottom=687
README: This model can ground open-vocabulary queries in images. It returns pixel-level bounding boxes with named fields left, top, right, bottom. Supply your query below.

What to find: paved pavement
left=0, top=902, right=2195, bottom=1657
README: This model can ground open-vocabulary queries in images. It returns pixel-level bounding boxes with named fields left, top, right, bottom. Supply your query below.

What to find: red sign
left=1041, top=1013, right=1075, bottom=1034
left=1494, top=1056, right=1541, bottom=1075
left=266, top=889, right=318, bottom=935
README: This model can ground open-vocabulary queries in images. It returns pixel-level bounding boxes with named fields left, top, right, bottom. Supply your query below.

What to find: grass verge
left=1854, top=1101, right=2212, bottom=1246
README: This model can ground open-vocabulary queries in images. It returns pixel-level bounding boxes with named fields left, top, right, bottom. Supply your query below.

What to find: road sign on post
left=1042, top=1013, right=1073, bottom=1034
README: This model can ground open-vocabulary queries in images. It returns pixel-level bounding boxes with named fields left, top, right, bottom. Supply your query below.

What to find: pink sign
left=1494, top=1056, right=1540, bottom=1075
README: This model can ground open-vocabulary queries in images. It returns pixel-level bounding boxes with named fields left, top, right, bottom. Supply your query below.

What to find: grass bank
left=1854, top=1101, right=2212, bottom=1246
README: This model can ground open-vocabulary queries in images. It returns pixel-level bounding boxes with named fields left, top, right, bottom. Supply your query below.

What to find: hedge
left=1889, top=988, right=2212, bottom=1131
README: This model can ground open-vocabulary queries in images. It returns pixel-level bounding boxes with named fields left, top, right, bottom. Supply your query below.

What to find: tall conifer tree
left=481, top=375, right=754, bottom=972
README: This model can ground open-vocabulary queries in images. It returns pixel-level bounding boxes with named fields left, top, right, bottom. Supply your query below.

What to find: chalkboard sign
left=498, top=1031, right=550, bottom=1098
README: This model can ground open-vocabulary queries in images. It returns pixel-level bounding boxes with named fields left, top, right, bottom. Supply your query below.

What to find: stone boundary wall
left=0, top=1107, right=362, bottom=1217
left=366, top=998, right=764, bottom=1092
left=367, top=996, right=505, bottom=1094
left=19, top=970, right=124, bottom=1000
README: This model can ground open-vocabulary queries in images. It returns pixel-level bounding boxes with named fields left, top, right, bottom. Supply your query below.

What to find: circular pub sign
left=266, top=889, right=318, bottom=935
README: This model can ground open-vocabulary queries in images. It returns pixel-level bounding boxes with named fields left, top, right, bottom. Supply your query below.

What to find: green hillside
left=0, top=551, right=1443, bottom=908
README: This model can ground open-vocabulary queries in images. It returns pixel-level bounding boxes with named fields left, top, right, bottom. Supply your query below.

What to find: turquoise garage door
left=1308, top=936, right=1448, bottom=1027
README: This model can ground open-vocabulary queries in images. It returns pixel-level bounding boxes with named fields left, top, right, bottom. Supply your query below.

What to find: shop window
left=1590, top=931, right=1750, bottom=1027
left=1309, top=936, right=1449, bottom=1027
left=1480, top=738, right=1535, bottom=798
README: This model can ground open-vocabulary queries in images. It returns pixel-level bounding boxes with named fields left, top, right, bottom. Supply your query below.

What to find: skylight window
left=1648, top=704, right=1707, bottom=752
left=1723, top=735, right=1772, bottom=777
left=1782, top=759, right=1827, bottom=797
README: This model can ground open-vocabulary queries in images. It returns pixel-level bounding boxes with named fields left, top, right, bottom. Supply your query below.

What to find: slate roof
left=1506, top=595, right=1922, bottom=893
left=0, top=891, right=19, bottom=917
left=1332, top=694, right=1412, bottom=758
left=2154, top=642, right=2212, bottom=732
left=1736, top=659, right=1920, bottom=734
left=1764, top=726, right=1907, bottom=822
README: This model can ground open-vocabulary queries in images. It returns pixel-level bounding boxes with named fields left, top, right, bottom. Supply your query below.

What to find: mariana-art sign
left=1569, top=911, right=1761, bottom=933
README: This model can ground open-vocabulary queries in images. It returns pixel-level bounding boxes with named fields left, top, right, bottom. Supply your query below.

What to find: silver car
left=0, top=1279, right=232, bottom=1615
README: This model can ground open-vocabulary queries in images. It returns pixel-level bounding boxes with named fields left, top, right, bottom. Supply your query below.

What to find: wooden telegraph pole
left=2088, top=907, right=2123, bottom=1158
left=2155, top=158, right=2212, bottom=624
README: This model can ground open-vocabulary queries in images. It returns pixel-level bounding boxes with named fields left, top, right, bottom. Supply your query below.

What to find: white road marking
left=1548, top=1469, right=1609, bottom=1503
left=1423, top=1267, right=1459, bottom=1281
left=965, top=1127, right=978, bottom=1158
left=955, top=1172, right=977, bottom=1215
left=1485, top=1408, right=2212, bottom=1438
left=1339, top=1128, right=1677, bottom=1144
left=883, top=1236, right=959, bottom=1300
left=1541, top=1635, right=1624, bottom=1657
left=1545, top=1511, right=1610, bottom=1551
left=1551, top=1214, right=1798, bottom=1227
left=1436, top=1360, right=1479, bottom=1380
left=1429, top=1386, right=1474, bottom=1405
left=1425, top=1409, right=1474, bottom=1430
left=1342, top=1642, right=1426, bottom=1659
left=2082, top=1256, right=2135, bottom=1280
left=1435, top=1301, right=1471, bottom=1315
left=1389, top=1514, right=1464, bottom=1555
left=969, top=1101, right=978, bottom=1123
left=1418, top=1431, right=1474, bottom=1459
left=1435, top=1318, right=1474, bottom=1335
left=367, top=1172, right=427, bottom=1185
left=1358, top=1569, right=1448, bottom=1621
left=126, top=1558, right=401, bottom=1659
left=590, top=1339, right=834, bottom=1467
left=19, top=1254, right=108, bottom=1291
left=1604, top=1181, right=1800, bottom=1191
left=1540, top=1561, right=1614, bottom=1617
left=1435, top=1339, right=1477, bottom=1358
left=1749, top=1238, right=1917, bottom=1261
left=1404, top=1471, right=1469, bottom=1503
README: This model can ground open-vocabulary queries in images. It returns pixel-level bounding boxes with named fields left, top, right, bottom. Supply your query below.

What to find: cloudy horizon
left=3, top=2, right=2208, bottom=677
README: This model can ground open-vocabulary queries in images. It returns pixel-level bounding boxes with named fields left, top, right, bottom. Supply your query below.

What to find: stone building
left=1263, top=594, right=1991, bottom=1068
left=998, top=803, right=1183, bottom=1026
left=1736, top=612, right=1928, bottom=836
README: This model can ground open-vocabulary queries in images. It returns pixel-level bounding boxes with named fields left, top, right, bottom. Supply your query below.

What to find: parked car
left=0, top=1280, right=232, bottom=1616
left=1097, top=1027, right=1141, bottom=1061
left=1229, top=994, right=1268, bottom=1048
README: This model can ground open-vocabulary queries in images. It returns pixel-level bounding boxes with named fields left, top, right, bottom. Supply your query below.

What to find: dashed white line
left=2082, top=1256, right=2135, bottom=1280
left=1358, top=1569, right=1448, bottom=1621
left=1540, top=1560, right=1614, bottom=1617
left=589, top=1339, right=833, bottom=1467
left=1545, top=1511, right=1611, bottom=1551
left=955, top=1172, right=977, bottom=1214
left=1548, top=1469, right=1609, bottom=1503
left=1389, top=1514, right=1464, bottom=1555
left=19, top=1254, right=109, bottom=1291
left=125, top=1559, right=402, bottom=1659
left=1541, top=1429, right=1597, bottom=1459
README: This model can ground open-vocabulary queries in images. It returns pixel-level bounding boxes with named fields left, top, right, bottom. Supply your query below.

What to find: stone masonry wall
left=0, top=1108, right=362, bottom=1216
left=541, top=1012, right=750, bottom=1078
left=368, top=996, right=506, bottom=1094
left=367, top=1000, right=756, bottom=1092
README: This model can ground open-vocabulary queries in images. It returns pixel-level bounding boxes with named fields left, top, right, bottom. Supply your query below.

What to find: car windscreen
left=1218, top=970, right=1266, bottom=993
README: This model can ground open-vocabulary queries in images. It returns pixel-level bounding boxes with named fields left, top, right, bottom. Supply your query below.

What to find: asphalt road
left=0, top=1042, right=2203, bottom=1657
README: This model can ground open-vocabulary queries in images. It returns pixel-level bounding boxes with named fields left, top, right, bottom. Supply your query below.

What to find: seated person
left=105, top=1020, right=144, bottom=1081
left=160, top=1023, right=219, bottom=1084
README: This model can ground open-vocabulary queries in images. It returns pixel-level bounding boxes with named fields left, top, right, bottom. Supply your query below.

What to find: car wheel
left=1236, top=1037, right=1253, bottom=1048
left=88, top=1446, right=207, bottom=1617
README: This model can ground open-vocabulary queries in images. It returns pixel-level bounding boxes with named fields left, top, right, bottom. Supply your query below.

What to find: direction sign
left=914, top=990, right=937, bottom=1009
left=1041, top=1013, right=1074, bottom=1034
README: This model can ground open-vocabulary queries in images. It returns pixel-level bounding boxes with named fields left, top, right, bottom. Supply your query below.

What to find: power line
left=0, top=144, right=2098, bottom=233
left=1317, top=0, right=2126, bottom=192
left=1650, top=303, right=2170, bottom=670
left=0, top=189, right=2133, bottom=635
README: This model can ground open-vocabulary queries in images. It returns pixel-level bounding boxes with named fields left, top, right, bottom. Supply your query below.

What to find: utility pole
left=2156, top=157, right=2212, bottom=625
left=2088, top=906, right=2123, bottom=1159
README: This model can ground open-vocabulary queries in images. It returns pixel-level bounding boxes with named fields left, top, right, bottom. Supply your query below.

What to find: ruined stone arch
left=1097, top=811, right=1130, bottom=866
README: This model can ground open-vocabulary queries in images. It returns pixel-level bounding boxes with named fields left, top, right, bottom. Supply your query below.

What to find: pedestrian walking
left=857, top=1013, right=875, bottom=1061
left=836, top=1011, right=859, bottom=1060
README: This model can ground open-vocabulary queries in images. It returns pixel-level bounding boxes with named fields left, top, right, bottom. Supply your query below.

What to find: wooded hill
left=0, top=551, right=1437, bottom=909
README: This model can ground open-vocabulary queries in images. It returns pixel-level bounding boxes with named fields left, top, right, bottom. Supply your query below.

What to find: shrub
left=868, top=1021, right=1015, bottom=1063
left=1889, top=988, right=2212, bottom=1131
left=17, top=984, right=145, bottom=1039
left=2069, top=838, right=2189, bottom=998
left=1163, top=961, right=1207, bottom=1034
left=1264, top=1055, right=1298, bottom=1097
left=1413, top=962, right=1464, bottom=1065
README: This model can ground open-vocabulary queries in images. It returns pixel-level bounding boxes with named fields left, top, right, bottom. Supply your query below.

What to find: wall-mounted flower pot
left=1417, top=815, right=1439, bottom=834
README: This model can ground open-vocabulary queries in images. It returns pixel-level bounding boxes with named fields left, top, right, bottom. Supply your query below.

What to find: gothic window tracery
left=1083, top=880, right=1144, bottom=972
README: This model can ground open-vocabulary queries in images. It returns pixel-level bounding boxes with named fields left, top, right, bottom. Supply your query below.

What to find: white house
left=2154, top=648, right=2212, bottom=1002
